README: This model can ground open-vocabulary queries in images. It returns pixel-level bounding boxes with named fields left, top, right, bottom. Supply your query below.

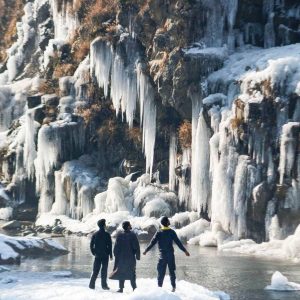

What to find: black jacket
left=111, top=230, right=140, bottom=280
left=90, top=229, right=112, bottom=258
left=145, top=227, right=186, bottom=256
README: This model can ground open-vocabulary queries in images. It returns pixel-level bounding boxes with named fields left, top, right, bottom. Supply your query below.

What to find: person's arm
left=143, top=231, right=159, bottom=255
left=90, top=234, right=96, bottom=256
left=132, top=233, right=141, bottom=260
left=113, top=234, right=120, bottom=258
left=173, top=230, right=190, bottom=255
left=107, top=233, right=113, bottom=259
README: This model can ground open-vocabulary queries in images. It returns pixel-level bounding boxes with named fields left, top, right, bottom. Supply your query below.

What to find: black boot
left=117, top=289, right=123, bottom=293
left=102, top=286, right=110, bottom=290
left=89, top=275, right=97, bottom=289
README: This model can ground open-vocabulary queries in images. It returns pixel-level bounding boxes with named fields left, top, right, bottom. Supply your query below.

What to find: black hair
left=161, top=216, right=170, bottom=227
left=97, top=219, right=106, bottom=228
left=122, top=221, right=131, bottom=231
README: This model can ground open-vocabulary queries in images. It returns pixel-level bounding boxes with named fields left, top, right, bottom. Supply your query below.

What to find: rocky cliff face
left=0, top=0, right=300, bottom=242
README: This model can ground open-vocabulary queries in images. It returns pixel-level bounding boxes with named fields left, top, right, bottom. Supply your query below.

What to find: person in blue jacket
left=143, top=216, right=190, bottom=292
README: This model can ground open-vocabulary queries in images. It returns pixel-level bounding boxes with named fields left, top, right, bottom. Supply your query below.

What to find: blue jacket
left=145, top=227, right=187, bottom=256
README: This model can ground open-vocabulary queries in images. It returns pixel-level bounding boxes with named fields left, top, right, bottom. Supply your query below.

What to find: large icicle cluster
left=90, top=38, right=157, bottom=176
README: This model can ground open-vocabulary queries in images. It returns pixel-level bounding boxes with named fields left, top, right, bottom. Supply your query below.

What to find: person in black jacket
left=89, top=219, right=112, bottom=290
left=143, top=216, right=190, bottom=292
left=110, top=221, right=140, bottom=293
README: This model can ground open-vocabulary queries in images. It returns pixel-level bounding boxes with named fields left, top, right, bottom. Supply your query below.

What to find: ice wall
left=187, top=43, right=300, bottom=239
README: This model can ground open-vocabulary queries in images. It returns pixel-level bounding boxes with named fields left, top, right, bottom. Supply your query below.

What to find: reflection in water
left=8, top=236, right=300, bottom=300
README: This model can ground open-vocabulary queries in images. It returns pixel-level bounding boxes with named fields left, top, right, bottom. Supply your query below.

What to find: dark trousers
left=119, top=270, right=137, bottom=290
left=89, top=256, right=109, bottom=288
left=157, top=254, right=176, bottom=288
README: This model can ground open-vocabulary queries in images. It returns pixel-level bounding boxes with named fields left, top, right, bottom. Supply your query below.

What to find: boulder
left=2, top=220, right=21, bottom=230
left=27, top=95, right=41, bottom=108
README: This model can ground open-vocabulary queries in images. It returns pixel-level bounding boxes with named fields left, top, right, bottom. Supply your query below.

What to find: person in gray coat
left=110, top=221, right=140, bottom=293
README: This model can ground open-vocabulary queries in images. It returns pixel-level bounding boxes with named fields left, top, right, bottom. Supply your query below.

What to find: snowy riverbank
left=0, top=272, right=230, bottom=300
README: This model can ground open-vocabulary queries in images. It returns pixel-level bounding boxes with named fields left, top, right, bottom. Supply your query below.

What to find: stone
left=41, top=94, right=59, bottom=107
left=2, top=220, right=21, bottom=230
left=27, top=95, right=41, bottom=108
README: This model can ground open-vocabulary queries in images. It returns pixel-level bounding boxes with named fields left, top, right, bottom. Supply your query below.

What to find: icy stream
left=5, top=235, right=300, bottom=300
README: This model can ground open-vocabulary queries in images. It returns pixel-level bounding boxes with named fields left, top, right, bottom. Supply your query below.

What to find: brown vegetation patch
left=0, top=0, right=25, bottom=63
left=126, top=126, right=142, bottom=148
left=76, top=103, right=102, bottom=125
left=178, top=120, right=192, bottom=149
left=53, top=63, right=77, bottom=78
left=97, top=119, right=119, bottom=145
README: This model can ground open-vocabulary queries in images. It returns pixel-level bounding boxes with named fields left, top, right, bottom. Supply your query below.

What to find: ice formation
left=169, top=132, right=177, bottom=191
left=265, top=271, right=300, bottom=291
left=218, top=224, right=300, bottom=261
left=35, top=120, right=85, bottom=213
left=90, top=38, right=157, bottom=176
left=50, top=0, right=78, bottom=40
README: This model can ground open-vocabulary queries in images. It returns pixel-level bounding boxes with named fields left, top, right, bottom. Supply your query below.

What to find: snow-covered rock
left=265, top=271, right=300, bottom=291
left=0, top=274, right=230, bottom=300
left=0, top=233, right=68, bottom=264
left=219, top=224, right=300, bottom=261
left=0, top=207, right=13, bottom=221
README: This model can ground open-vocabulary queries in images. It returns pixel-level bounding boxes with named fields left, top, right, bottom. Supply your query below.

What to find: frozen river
left=6, top=235, right=300, bottom=300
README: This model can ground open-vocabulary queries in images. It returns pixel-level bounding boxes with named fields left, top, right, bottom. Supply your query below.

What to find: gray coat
left=111, top=230, right=140, bottom=280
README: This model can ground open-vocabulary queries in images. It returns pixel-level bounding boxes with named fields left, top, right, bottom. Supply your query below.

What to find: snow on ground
left=0, top=234, right=67, bottom=264
left=265, top=271, right=300, bottom=291
left=0, top=272, right=230, bottom=300
left=219, top=224, right=300, bottom=261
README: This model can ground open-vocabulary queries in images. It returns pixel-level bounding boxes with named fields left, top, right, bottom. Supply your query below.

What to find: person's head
left=122, top=221, right=132, bottom=231
left=161, top=216, right=170, bottom=227
left=97, top=219, right=106, bottom=229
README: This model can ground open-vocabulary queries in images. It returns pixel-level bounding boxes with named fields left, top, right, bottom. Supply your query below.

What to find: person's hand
left=143, top=251, right=147, bottom=255
left=185, top=251, right=190, bottom=257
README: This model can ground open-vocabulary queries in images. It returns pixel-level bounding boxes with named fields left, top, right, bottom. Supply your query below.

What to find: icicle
left=279, top=122, right=300, bottom=184
left=232, top=155, right=250, bottom=239
left=51, top=170, right=68, bottom=215
left=210, top=109, right=239, bottom=232
left=178, top=148, right=191, bottom=209
left=51, top=0, right=78, bottom=40
left=23, top=109, right=38, bottom=179
left=190, top=91, right=202, bottom=210
left=111, top=54, right=137, bottom=127
left=90, top=39, right=113, bottom=98
left=136, top=63, right=156, bottom=177
left=169, top=132, right=177, bottom=191
left=191, top=110, right=211, bottom=213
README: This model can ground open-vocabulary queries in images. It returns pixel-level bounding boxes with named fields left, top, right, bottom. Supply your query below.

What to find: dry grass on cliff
left=178, top=120, right=192, bottom=149
left=76, top=103, right=102, bottom=125
left=126, top=126, right=143, bottom=148
left=82, top=0, right=119, bottom=33
left=97, top=119, right=119, bottom=144
left=0, top=0, right=25, bottom=62
left=53, top=63, right=77, bottom=78
left=39, top=79, right=59, bottom=95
